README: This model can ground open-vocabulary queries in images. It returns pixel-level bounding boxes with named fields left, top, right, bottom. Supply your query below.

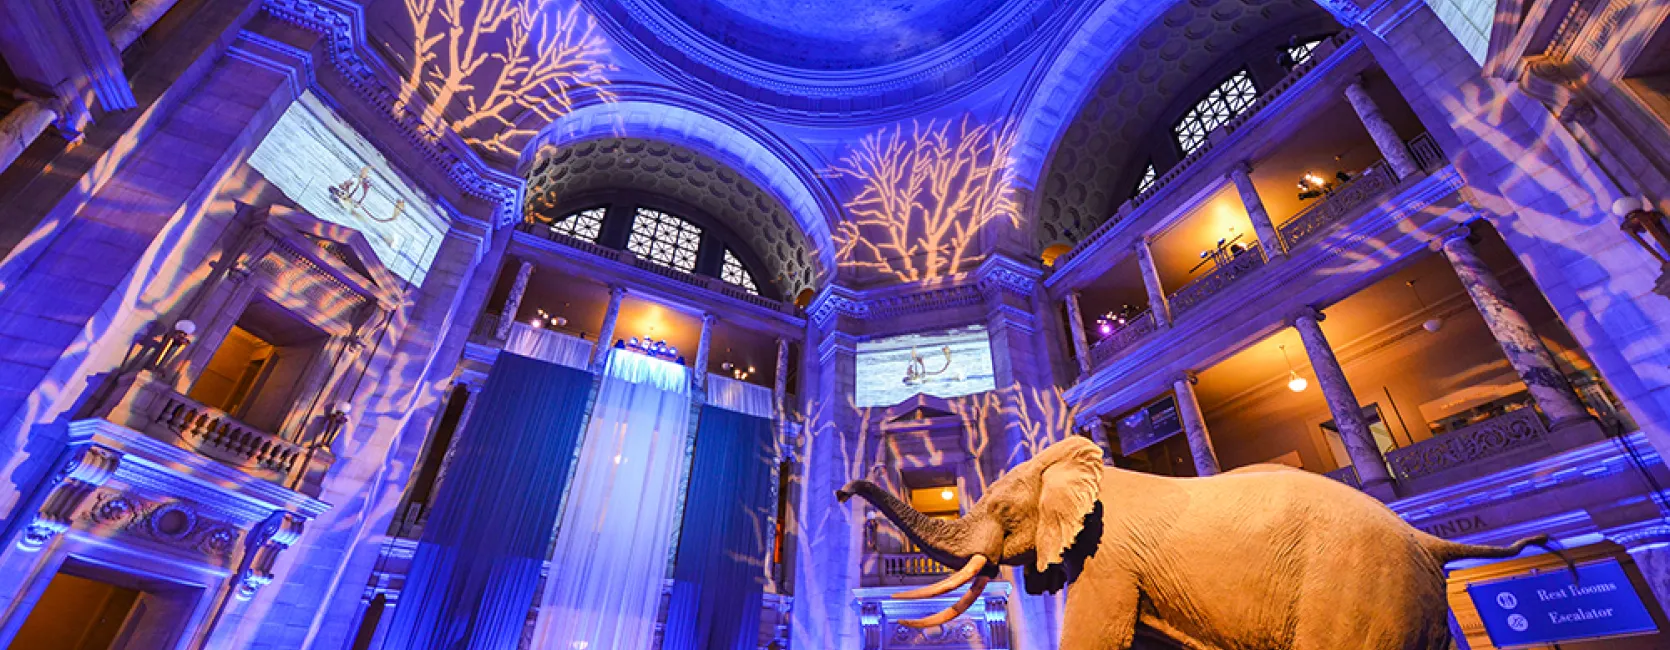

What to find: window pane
left=1286, top=38, right=1325, bottom=67
left=628, top=208, right=702, bottom=273
left=721, top=250, right=759, bottom=295
left=548, top=207, right=605, bottom=242
left=1134, top=163, right=1158, bottom=196
left=1173, top=70, right=1259, bottom=155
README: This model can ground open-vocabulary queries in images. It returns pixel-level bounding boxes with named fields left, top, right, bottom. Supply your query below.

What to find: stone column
left=591, top=286, right=627, bottom=370
left=1292, top=307, right=1395, bottom=498
left=429, top=380, right=483, bottom=502
left=1173, top=372, right=1221, bottom=476
left=1228, top=162, right=1285, bottom=260
left=1438, top=225, right=1599, bottom=439
left=1135, top=239, right=1172, bottom=326
left=1344, top=77, right=1420, bottom=179
left=493, top=259, right=535, bottom=340
left=694, top=313, right=716, bottom=390
left=1063, top=292, right=1093, bottom=375
left=1084, top=418, right=1115, bottom=461
left=774, top=337, right=790, bottom=421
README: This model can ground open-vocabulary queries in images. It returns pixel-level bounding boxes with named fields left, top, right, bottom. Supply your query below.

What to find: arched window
left=721, top=250, right=759, bottom=295
left=1283, top=37, right=1326, bottom=68
left=549, top=207, right=605, bottom=242
left=627, top=207, right=703, bottom=272
left=1173, top=70, right=1259, bottom=155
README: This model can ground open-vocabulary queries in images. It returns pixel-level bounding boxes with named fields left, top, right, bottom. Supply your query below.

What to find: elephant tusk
left=898, top=576, right=990, bottom=628
left=892, top=554, right=988, bottom=600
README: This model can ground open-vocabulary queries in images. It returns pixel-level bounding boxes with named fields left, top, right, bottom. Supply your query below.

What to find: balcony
left=1166, top=247, right=1270, bottom=318
left=90, top=370, right=332, bottom=494
left=1276, top=160, right=1398, bottom=251
left=1088, top=309, right=1159, bottom=366
left=879, top=552, right=952, bottom=586
left=1385, top=407, right=1555, bottom=492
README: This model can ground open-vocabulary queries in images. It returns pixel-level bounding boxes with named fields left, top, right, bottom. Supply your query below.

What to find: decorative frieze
left=83, top=491, right=242, bottom=561
left=1385, top=407, right=1552, bottom=481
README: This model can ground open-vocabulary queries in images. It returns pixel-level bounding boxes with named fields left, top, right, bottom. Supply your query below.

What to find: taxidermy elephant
left=837, top=436, right=1566, bottom=650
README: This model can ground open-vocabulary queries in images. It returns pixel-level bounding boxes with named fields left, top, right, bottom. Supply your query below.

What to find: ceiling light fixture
left=940, top=488, right=955, bottom=501
left=1406, top=279, right=1441, bottom=332
left=1280, top=344, right=1307, bottom=393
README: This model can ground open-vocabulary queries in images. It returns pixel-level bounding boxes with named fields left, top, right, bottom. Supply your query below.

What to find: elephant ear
left=1033, top=436, right=1104, bottom=572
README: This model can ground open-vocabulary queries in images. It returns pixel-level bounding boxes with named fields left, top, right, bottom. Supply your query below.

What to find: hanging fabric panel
left=603, top=345, right=690, bottom=393
left=706, top=374, right=774, bottom=418
left=662, top=405, right=776, bottom=650
left=504, top=322, right=593, bottom=368
left=533, top=348, right=693, bottom=649
left=380, top=353, right=592, bottom=650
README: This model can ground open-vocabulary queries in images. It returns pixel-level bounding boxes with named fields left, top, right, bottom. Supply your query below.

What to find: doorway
left=7, top=561, right=202, bottom=650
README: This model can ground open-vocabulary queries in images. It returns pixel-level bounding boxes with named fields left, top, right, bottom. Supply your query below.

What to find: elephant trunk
left=837, top=480, right=970, bottom=560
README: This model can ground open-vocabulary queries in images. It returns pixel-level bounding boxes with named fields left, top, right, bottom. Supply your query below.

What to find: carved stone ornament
left=234, top=511, right=306, bottom=600
left=17, top=445, right=121, bottom=552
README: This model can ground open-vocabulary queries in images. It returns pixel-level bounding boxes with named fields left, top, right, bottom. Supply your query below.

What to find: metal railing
left=1385, top=408, right=1552, bottom=481
left=1276, top=160, right=1397, bottom=251
left=1167, top=247, right=1268, bottom=317
left=1088, top=310, right=1159, bottom=366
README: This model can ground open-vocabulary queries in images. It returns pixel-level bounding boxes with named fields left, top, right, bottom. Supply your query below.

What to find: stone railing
left=880, top=553, right=951, bottom=585
left=1089, top=310, right=1159, bottom=367
left=91, top=370, right=326, bottom=490
left=1276, top=160, right=1397, bottom=252
left=1167, top=248, right=1268, bottom=317
left=1385, top=408, right=1552, bottom=481
left=1055, top=32, right=1355, bottom=269
left=1324, top=466, right=1362, bottom=489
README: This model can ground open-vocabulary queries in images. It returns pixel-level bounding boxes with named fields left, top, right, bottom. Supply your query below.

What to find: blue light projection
left=648, top=0, right=1009, bottom=70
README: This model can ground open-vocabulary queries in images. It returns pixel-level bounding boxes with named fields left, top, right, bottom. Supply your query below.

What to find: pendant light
left=1280, top=344, right=1308, bottom=393
left=1407, top=279, right=1442, bottom=332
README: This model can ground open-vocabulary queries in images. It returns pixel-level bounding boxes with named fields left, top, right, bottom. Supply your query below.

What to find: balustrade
left=880, top=552, right=951, bottom=585
left=1088, top=310, right=1158, bottom=367
left=1167, top=247, right=1268, bottom=317
left=1277, top=160, right=1397, bottom=251
left=1385, top=408, right=1552, bottom=481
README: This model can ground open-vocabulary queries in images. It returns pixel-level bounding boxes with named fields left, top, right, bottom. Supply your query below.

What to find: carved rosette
left=82, top=491, right=243, bottom=561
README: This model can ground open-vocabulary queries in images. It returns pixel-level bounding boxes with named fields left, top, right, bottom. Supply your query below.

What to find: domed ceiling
left=648, top=0, right=1012, bottom=70
left=588, top=0, right=1073, bottom=120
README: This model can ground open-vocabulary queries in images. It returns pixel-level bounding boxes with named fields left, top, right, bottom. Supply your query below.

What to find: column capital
left=608, top=285, right=628, bottom=300
left=1344, top=73, right=1367, bottom=89
left=701, top=312, right=718, bottom=326
left=1438, top=222, right=1476, bottom=249
left=1290, top=305, right=1325, bottom=326
left=516, top=258, right=536, bottom=271
left=1173, top=370, right=1199, bottom=386
left=1227, top=160, right=1254, bottom=179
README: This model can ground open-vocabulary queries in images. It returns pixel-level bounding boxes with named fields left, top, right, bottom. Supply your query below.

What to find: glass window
left=1173, top=70, right=1259, bottom=155
left=1285, top=38, right=1325, bottom=67
left=721, top=250, right=759, bottom=294
left=548, top=207, right=605, bottom=242
left=627, top=207, right=702, bottom=272
left=1134, top=163, right=1158, bottom=196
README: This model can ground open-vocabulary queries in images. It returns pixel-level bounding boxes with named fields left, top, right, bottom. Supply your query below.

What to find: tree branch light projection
left=832, top=116, right=1021, bottom=283
left=398, top=0, right=614, bottom=155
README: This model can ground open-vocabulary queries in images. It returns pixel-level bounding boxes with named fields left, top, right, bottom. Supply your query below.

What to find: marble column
left=1228, top=162, right=1285, bottom=260
left=774, top=337, right=790, bottom=421
left=1084, top=418, right=1115, bottom=461
left=1173, top=372, right=1221, bottom=476
left=591, top=286, right=627, bottom=370
left=1438, top=225, right=1597, bottom=433
left=1135, top=239, right=1172, bottom=326
left=1344, top=77, right=1420, bottom=179
left=1063, top=292, right=1093, bottom=375
left=428, top=380, right=483, bottom=505
left=494, top=259, right=535, bottom=340
left=1292, top=307, right=1395, bottom=498
left=694, top=313, right=716, bottom=390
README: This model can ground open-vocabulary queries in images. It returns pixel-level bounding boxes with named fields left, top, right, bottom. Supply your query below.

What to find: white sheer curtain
left=533, top=348, right=692, bottom=650
left=505, top=322, right=593, bottom=369
left=706, top=374, right=773, bottom=418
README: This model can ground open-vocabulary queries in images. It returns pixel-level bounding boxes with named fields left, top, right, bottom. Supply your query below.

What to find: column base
left=1361, top=479, right=1397, bottom=502
left=1548, top=415, right=1607, bottom=449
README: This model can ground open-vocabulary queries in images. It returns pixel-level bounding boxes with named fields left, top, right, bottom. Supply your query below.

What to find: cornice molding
left=808, top=256, right=1043, bottom=328
left=258, top=0, right=523, bottom=227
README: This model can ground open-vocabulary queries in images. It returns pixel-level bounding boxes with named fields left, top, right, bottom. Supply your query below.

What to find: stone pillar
left=1292, top=307, right=1395, bottom=498
left=1135, top=239, right=1172, bottom=326
left=493, top=259, right=535, bottom=340
left=1084, top=418, right=1115, bottom=461
left=1438, top=225, right=1599, bottom=441
left=1172, top=372, right=1221, bottom=476
left=1344, top=77, right=1421, bottom=179
left=774, top=337, right=790, bottom=422
left=1063, top=292, right=1093, bottom=375
left=1228, top=162, right=1285, bottom=260
left=591, top=286, right=627, bottom=370
left=694, top=313, right=716, bottom=390
left=429, top=380, right=483, bottom=501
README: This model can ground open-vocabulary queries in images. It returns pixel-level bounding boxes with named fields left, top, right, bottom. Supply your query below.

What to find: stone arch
left=524, top=98, right=839, bottom=288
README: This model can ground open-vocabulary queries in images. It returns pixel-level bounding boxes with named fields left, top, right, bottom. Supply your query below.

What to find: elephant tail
left=1425, top=534, right=1579, bottom=582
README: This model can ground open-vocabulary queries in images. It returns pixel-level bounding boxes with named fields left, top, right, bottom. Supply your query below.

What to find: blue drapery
left=381, top=353, right=592, bottom=650
left=663, top=405, right=776, bottom=650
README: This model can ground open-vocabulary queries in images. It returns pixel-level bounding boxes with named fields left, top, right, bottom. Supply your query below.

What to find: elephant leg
left=1059, top=571, right=1139, bottom=650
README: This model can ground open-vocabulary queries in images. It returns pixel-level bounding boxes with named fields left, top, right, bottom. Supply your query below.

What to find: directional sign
left=1467, top=559, right=1658, bottom=648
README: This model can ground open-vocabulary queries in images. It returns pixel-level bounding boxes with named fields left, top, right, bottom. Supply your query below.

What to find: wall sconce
left=1614, top=196, right=1670, bottom=298
left=1280, top=344, right=1307, bottom=393
left=150, top=319, right=197, bottom=374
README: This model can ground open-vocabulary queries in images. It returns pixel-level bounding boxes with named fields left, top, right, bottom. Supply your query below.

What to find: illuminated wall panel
left=855, top=325, right=998, bottom=407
